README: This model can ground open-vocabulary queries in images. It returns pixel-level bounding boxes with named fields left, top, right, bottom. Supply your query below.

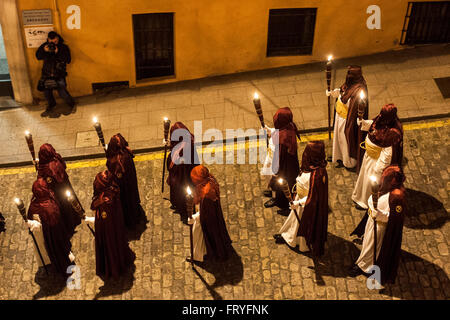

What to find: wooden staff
left=278, top=178, right=302, bottom=225
left=93, top=117, right=107, bottom=152
left=185, top=186, right=194, bottom=266
left=15, top=198, right=49, bottom=275
left=253, top=93, right=269, bottom=148
left=25, top=131, right=38, bottom=171
left=161, top=118, right=171, bottom=193
left=369, top=176, right=379, bottom=266
left=65, top=190, right=95, bottom=237
left=326, top=55, right=333, bottom=140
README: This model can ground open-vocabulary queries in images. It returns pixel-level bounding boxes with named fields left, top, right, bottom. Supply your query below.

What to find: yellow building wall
left=15, top=0, right=443, bottom=98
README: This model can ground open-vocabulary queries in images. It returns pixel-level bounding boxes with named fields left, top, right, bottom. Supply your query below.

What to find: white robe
left=260, top=127, right=276, bottom=176
left=27, top=216, right=51, bottom=267
left=278, top=172, right=310, bottom=251
left=332, top=95, right=357, bottom=168
left=356, top=193, right=390, bottom=272
left=351, top=120, right=392, bottom=209
left=188, top=212, right=207, bottom=262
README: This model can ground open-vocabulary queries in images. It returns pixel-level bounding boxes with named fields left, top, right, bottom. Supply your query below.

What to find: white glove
left=27, top=220, right=41, bottom=232
left=357, top=118, right=362, bottom=126
left=326, top=89, right=331, bottom=97
left=187, top=217, right=194, bottom=225
left=85, top=216, right=95, bottom=223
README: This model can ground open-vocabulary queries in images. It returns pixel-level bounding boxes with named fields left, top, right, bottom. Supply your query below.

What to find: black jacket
left=36, top=34, right=71, bottom=79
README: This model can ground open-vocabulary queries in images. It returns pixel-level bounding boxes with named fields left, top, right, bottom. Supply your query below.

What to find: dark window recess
left=434, top=77, right=450, bottom=99
left=133, top=13, right=174, bottom=80
left=401, top=1, right=450, bottom=45
left=92, top=81, right=129, bottom=93
left=267, top=8, right=317, bottom=57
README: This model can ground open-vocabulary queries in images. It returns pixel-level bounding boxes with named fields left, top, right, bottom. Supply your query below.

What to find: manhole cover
left=76, top=131, right=100, bottom=148
left=434, top=77, right=450, bottom=99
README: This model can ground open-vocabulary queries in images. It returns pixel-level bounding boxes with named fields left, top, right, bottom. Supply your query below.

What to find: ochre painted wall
left=15, top=0, right=442, bottom=98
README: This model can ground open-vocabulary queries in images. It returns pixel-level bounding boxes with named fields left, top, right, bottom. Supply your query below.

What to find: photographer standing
left=36, top=31, right=75, bottom=117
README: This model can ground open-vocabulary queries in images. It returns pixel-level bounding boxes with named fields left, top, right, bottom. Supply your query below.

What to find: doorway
left=0, top=23, right=14, bottom=104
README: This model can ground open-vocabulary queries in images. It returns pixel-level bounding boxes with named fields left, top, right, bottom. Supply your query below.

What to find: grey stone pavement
left=0, top=118, right=448, bottom=300
left=0, top=44, right=449, bottom=165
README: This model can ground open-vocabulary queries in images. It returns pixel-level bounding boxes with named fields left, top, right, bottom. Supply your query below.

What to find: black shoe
left=40, top=106, right=54, bottom=117
left=170, top=205, right=177, bottom=210
left=277, top=208, right=290, bottom=216
left=354, top=203, right=367, bottom=211
left=264, top=198, right=277, bottom=208
left=348, top=264, right=363, bottom=277
left=345, top=166, right=357, bottom=173
left=273, top=234, right=285, bottom=244
left=335, top=160, right=344, bottom=168
left=326, top=155, right=333, bottom=163
left=263, top=190, right=272, bottom=198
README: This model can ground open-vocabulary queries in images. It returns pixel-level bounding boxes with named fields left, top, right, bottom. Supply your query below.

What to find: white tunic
left=278, top=172, right=311, bottom=251
left=188, top=212, right=207, bottom=262
left=356, top=193, right=391, bottom=272
left=332, top=95, right=357, bottom=168
left=351, top=120, right=392, bottom=209
left=260, top=127, right=276, bottom=176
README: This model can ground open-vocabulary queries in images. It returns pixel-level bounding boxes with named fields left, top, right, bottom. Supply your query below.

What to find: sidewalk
left=0, top=44, right=449, bottom=165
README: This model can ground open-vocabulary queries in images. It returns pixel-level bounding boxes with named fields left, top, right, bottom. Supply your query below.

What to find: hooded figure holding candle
left=326, top=65, right=368, bottom=171
left=27, top=177, right=74, bottom=275
left=188, top=165, right=232, bottom=262
left=37, top=143, right=82, bottom=236
left=274, top=141, right=329, bottom=256
left=349, top=165, right=406, bottom=286
left=351, top=104, right=403, bottom=210
left=89, top=170, right=135, bottom=279
left=264, top=107, right=300, bottom=215
left=166, top=122, right=199, bottom=219
left=106, top=133, right=145, bottom=229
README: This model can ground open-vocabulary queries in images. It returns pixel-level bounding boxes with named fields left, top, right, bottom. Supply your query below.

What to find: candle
left=163, top=117, right=171, bottom=141
left=358, top=90, right=367, bottom=119
left=186, top=187, right=194, bottom=218
left=92, top=117, right=106, bottom=150
left=66, top=190, right=85, bottom=219
left=14, top=198, right=27, bottom=221
left=278, top=178, right=293, bottom=203
left=252, top=92, right=265, bottom=128
left=24, top=130, right=36, bottom=163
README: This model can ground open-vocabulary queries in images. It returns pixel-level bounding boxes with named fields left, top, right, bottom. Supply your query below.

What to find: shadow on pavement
left=126, top=206, right=149, bottom=241
left=404, top=188, right=448, bottom=229
left=32, top=266, right=68, bottom=300
left=93, top=264, right=136, bottom=300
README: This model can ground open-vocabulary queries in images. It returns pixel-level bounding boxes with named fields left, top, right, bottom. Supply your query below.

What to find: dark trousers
left=44, top=78, right=75, bottom=108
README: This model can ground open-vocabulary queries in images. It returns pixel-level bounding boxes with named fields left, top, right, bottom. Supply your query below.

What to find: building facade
left=0, top=0, right=449, bottom=103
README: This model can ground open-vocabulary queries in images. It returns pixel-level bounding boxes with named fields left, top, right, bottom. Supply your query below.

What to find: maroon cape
left=297, top=142, right=329, bottom=257
left=37, top=143, right=81, bottom=236
left=28, top=177, right=72, bottom=275
left=91, top=170, right=135, bottom=279
left=166, top=122, right=199, bottom=216
left=268, top=107, right=300, bottom=209
left=106, top=134, right=144, bottom=229
left=191, top=165, right=233, bottom=261
left=375, top=188, right=406, bottom=285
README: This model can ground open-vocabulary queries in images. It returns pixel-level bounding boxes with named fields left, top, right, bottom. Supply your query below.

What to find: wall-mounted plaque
left=22, top=9, right=53, bottom=26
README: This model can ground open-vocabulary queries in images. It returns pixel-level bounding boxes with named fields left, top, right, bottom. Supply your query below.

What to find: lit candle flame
left=369, top=175, right=377, bottom=183
left=278, top=178, right=284, bottom=184
left=163, top=117, right=169, bottom=122
left=25, top=130, right=30, bottom=136
left=65, top=190, right=72, bottom=198
left=253, top=92, right=259, bottom=100
left=186, top=186, right=192, bottom=195
left=360, top=90, right=365, bottom=100
left=14, top=198, right=21, bottom=204
left=92, top=117, right=98, bottom=124
left=327, top=55, right=333, bottom=62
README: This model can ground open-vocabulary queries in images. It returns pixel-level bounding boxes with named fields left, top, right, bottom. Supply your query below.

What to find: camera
left=47, top=42, right=56, bottom=52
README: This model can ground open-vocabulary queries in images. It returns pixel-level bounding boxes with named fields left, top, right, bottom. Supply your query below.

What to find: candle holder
left=278, top=178, right=301, bottom=224
left=92, top=117, right=106, bottom=151
left=162, top=117, right=171, bottom=193
left=66, top=191, right=95, bottom=236
left=186, top=187, right=194, bottom=219
left=358, top=90, right=367, bottom=120
left=325, top=55, right=333, bottom=141
left=163, top=117, right=171, bottom=142
left=252, top=93, right=265, bottom=129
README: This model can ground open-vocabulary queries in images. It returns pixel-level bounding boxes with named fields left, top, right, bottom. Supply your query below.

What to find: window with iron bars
left=266, top=8, right=317, bottom=57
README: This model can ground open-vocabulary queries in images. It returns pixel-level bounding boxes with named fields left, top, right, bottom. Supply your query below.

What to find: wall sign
left=24, top=26, right=54, bottom=48
left=22, top=9, right=53, bottom=26
left=66, top=5, right=81, bottom=30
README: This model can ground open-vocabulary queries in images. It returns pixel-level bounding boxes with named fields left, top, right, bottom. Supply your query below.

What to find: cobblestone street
left=0, top=118, right=448, bottom=300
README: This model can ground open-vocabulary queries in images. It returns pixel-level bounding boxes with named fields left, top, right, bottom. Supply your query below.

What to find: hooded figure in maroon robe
left=28, top=177, right=72, bottom=275
left=166, top=122, right=199, bottom=218
left=191, top=165, right=233, bottom=261
left=350, top=165, right=406, bottom=285
left=341, top=66, right=369, bottom=172
left=297, top=141, right=329, bottom=256
left=264, top=107, right=300, bottom=213
left=106, top=134, right=144, bottom=229
left=37, top=143, right=81, bottom=236
left=91, top=170, right=135, bottom=279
